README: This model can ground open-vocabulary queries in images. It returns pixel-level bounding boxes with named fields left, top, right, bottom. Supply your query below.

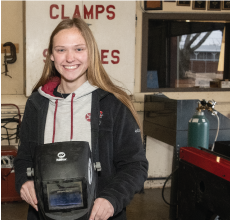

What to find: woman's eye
left=76, top=48, right=83, bottom=52
left=57, top=49, right=65, bottom=52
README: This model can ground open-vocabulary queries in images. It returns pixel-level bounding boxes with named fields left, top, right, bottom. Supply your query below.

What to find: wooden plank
left=1, top=43, right=19, bottom=53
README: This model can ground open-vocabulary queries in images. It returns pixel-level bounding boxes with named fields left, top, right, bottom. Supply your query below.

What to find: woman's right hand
left=20, top=180, right=38, bottom=211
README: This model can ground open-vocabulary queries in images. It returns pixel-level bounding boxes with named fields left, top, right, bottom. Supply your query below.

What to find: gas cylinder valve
left=197, top=99, right=217, bottom=114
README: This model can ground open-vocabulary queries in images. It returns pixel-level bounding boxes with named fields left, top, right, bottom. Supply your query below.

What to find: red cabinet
left=1, top=146, right=22, bottom=202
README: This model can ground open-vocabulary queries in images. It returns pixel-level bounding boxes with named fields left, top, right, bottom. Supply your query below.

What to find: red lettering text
left=73, top=5, right=81, bottom=18
left=101, top=50, right=109, bottom=64
left=50, top=4, right=59, bottom=19
left=111, top=50, right=120, bottom=64
left=84, top=5, right=93, bottom=19
left=106, top=5, right=115, bottom=20
left=96, top=5, right=105, bottom=19
left=43, top=49, right=48, bottom=63
left=101, top=50, right=120, bottom=64
left=61, top=5, right=69, bottom=19
left=50, top=4, right=115, bottom=20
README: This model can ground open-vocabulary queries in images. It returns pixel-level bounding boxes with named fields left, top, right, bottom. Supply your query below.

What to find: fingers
left=20, top=189, right=29, bottom=202
left=89, top=200, right=101, bottom=220
left=26, top=185, right=38, bottom=211
left=92, top=202, right=105, bottom=220
left=29, top=186, right=38, bottom=205
left=20, top=181, right=38, bottom=211
left=104, top=212, right=113, bottom=220
left=89, top=198, right=114, bottom=220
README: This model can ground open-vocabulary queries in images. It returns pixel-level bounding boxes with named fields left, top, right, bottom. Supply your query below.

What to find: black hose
left=1, top=114, right=20, bottom=144
left=161, top=167, right=179, bottom=206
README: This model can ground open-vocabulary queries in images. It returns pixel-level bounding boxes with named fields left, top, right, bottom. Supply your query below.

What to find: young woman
left=14, top=17, right=148, bottom=220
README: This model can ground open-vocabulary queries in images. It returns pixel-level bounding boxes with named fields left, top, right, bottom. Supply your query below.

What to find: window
left=141, top=13, right=230, bottom=92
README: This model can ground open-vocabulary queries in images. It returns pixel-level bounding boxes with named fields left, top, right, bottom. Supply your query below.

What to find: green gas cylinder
left=188, top=111, right=209, bottom=149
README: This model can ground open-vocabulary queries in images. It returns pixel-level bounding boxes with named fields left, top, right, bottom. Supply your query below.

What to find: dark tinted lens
left=47, top=181, right=84, bottom=210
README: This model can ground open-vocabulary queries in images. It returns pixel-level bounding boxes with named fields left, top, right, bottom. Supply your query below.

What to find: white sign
left=26, top=1, right=136, bottom=96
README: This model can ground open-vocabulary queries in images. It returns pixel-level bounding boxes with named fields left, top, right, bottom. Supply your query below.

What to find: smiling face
left=51, top=27, right=88, bottom=86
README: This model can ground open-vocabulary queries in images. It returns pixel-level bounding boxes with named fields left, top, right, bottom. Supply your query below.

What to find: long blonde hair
left=33, top=18, right=141, bottom=132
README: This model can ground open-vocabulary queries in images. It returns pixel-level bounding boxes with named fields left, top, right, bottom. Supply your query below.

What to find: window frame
left=141, top=12, right=230, bottom=92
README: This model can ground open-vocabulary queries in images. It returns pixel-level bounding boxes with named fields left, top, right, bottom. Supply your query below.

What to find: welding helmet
left=32, top=141, right=98, bottom=220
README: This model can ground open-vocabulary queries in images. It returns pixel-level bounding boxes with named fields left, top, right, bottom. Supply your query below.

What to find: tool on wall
left=1, top=42, right=17, bottom=78
left=188, top=99, right=219, bottom=150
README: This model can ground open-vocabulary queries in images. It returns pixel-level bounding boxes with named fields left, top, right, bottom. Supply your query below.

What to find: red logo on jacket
left=100, top=111, right=103, bottom=118
left=85, top=113, right=91, bottom=122
left=85, top=111, right=103, bottom=122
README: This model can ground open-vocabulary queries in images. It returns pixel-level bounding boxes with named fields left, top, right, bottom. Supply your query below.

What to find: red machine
left=180, top=147, right=230, bottom=182
left=178, top=147, right=230, bottom=220
left=1, top=145, right=22, bottom=202
left=1, top=104, right=22, bottom=202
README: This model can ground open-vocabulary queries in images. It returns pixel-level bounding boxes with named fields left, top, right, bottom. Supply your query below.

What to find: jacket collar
left=95, top=88, right=110, bottom=101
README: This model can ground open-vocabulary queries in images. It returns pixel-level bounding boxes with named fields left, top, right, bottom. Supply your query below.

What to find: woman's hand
left=89, top=198, right=114, bottom=220
left=20, top=180, right=38, bottom=211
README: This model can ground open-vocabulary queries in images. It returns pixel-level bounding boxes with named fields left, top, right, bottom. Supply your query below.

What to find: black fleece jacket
left=14, top=88, right=148, bottom=220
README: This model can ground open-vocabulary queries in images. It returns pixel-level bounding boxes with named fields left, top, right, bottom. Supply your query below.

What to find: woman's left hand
left=89, top=198, right=114, bottom=220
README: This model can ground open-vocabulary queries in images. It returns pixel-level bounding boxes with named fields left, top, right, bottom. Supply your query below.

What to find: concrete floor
left=1, top=188, right=171, bottom=220
left=127, top=188, right=171, bottom=220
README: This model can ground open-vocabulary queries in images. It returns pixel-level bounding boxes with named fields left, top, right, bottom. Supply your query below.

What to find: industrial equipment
left=1, top=104, right=22, bottom=202
left=178, top=147, right=230, bottom=220
left=188, top=99, right=218, bottom=150
left=1, top=146, right=22, bottom=202
left=1, top=104, right=21, bottom=145
left=143, top=94, right=230, bottom=220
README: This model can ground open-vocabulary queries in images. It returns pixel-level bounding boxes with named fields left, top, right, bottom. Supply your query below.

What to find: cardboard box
left=175, top=79, right=195, bottom=88
left=220, top=80, right=230, bottom=88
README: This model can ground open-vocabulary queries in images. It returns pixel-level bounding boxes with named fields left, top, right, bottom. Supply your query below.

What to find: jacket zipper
left=52, top=100, right=58, bottom=143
